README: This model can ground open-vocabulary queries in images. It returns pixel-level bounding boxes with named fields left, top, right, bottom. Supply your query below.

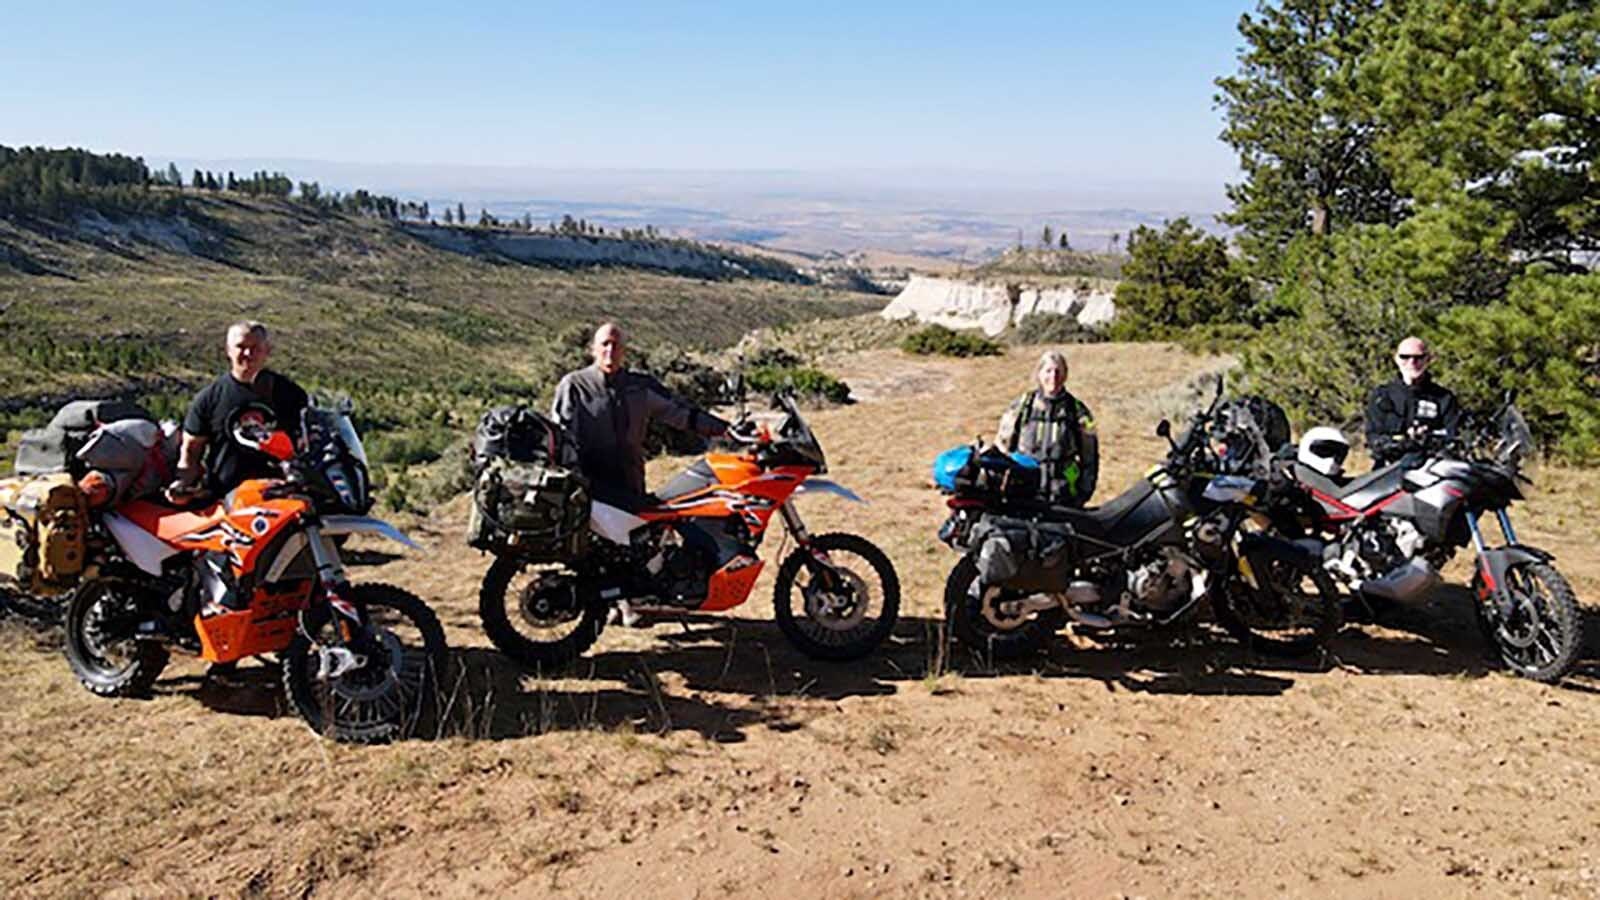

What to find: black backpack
left=471, top=405, right=568, bottom=473
left=15, top=399, right=154, bottom=477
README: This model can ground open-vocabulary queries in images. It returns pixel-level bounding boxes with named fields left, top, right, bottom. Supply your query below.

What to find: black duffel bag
left=968, top=514, right=1074, bottom=594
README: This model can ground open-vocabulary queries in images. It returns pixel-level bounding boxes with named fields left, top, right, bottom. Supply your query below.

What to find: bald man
left=551, top=322, right=729, bottom=511
left=1363, top=336, right=1462, bottom=466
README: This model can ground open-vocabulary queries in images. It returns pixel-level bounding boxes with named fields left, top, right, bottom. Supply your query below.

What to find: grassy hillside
left=0, top=194, right=881, bottom=476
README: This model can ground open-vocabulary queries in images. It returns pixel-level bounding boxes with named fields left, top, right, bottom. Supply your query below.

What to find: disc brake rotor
left=323, top=628, right=404, bottom=702
left=518, top=575, right=581, bottom=628
left=803, top=565, right=871, bottom=631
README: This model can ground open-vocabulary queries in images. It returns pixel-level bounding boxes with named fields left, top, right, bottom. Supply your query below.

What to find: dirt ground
left=3, top=343, right=1599, bottom=898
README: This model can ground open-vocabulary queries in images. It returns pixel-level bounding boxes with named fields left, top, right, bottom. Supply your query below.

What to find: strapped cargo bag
left=15, top=399, right=154, bottom=477
left=953, top=446, right=1043, bottom=502
left=466, top=405, right=590, bottom=559
left=0, top=474, right=88, bottom=595
left=969, top=514, right=1074, bottom=595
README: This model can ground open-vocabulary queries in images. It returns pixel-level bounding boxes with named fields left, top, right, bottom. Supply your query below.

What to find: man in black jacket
left=1364, top=336, right=1462, bottom=466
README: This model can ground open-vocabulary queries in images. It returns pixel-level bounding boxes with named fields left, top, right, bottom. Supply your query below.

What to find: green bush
left=1007, top=312, right=1105, bottom=346
left=1431, top=273, right=1600, bottom=461
left=1111, top=218, right=1254, bottom=339
left=900, top=324, right=1003, bottom=358
left=745, top=365, right=852, bottom=405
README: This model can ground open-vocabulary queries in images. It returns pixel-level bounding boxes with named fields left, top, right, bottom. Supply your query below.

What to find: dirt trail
left=3, top=343, right=1599, bottom=898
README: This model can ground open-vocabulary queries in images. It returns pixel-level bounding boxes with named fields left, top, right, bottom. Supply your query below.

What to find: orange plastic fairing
left=699, top=555, right=764, bottom=612
left=195, top=580, right=314, bottom=662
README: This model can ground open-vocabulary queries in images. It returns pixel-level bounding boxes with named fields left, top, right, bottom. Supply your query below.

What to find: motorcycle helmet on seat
left=1297, top=426, right=1350, bottom=477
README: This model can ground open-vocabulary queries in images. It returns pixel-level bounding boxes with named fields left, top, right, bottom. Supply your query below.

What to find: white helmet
left=1297, top=426, right=1350, bottom=477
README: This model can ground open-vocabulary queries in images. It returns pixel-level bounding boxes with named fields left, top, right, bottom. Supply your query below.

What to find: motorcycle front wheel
left=1475, top=561, right=1582, bottom=684
left=774, top=532, right=900, bottom=661
left=283, top=583, right=446, bottom=743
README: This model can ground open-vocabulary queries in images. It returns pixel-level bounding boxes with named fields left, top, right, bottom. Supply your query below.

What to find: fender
left=319, top=515, right=421, bottom=550
left=792, top=477, right=867, bottom=504
left=1479, top=544, right=1554, bottom=618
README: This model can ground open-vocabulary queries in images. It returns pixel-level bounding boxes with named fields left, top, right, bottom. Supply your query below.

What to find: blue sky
left=1, top=1, right=1251, bottom=190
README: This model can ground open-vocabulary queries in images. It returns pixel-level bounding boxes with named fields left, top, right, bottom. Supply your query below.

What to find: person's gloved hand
left=725, top=419, right=763, bottom=444
left=164, top=466, right=205, bottom=504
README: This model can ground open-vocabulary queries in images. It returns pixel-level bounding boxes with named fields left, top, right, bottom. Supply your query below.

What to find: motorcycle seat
left=1045, top=480, right=1156, bottom=541
left=1293, top=462, right=1398, bottom=502
left=117, top=498, right=226, bottom=544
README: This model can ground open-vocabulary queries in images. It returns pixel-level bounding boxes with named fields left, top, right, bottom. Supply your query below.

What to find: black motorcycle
left=936, top=378, right=1341, bottom=661
left=1291, top=401, right=1583, bottom=683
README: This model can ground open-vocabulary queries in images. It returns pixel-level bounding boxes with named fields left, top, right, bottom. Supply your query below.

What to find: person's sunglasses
left=1397, top=353, right=1429, bottom=362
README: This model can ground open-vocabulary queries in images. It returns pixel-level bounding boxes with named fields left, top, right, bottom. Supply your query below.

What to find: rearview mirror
left=1156, top=419, right=1171, bottom=439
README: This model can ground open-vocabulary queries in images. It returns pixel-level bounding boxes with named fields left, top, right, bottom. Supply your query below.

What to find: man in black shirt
left=1364, top=336, right=1463, bottom=466
left=172, top=321, right=309, bottom=499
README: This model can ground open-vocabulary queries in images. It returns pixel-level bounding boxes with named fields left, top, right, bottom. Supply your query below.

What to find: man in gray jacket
left=551, top=321, right=730, bottom=511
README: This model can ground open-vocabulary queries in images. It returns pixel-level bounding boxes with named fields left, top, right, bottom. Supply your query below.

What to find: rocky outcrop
left=400, top=224, right=810, bottom=283
left=880, top=275, right=1116, bottom=336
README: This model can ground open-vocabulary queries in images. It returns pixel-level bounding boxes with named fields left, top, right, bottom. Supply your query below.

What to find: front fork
left=1467, top=510, right=1521, bottom=618
left=779, top=501, right=837, bottom=584
left=300, top=521, right=368, bottom=679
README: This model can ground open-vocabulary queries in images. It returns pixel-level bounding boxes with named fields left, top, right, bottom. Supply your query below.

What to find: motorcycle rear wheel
left=943, top=555, right=1064, bottom=662
left=283, top=583, right=446, bottom=743
left=62, top=578, right=169, bottom=697
left=479, top=556, right=607, bottom=669
left=1475, top=561, right=1582, bottom=684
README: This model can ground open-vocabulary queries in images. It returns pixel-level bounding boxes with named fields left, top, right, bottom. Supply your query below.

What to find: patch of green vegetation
left=900, top=324, right=1004, bottom=358
left=1006, top=312, right=1105, bottom=346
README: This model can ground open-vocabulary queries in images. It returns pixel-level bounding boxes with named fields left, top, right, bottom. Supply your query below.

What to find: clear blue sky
left=1, top=1, right=1251, bottom=187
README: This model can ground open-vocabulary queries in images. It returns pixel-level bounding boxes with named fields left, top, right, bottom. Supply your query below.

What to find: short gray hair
left=1036, top=350, right=1068, bottom=374
left=226, top=320, right=270, bottom=345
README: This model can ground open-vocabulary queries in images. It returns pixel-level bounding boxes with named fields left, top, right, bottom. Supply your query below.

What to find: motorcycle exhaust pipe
left=1358, top=558, right=1440, bottom=603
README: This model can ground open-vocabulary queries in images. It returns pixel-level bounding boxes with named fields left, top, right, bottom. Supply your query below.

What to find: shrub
left=900, top=324, right=1003, bottom=358
left=745, top=365, right=852, bottom=405
left=1431, top=273, right=1600, bottom=461
left=1007, top=312, right=1105, bottom=346
left=1111, top=217, right=1253, bottom=338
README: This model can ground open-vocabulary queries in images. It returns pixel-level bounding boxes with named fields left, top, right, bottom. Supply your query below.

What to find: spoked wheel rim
left=74, top=582, right=146, bottom=675
left=1496, top=567, right=1564, bottom=671
left=299, top=605, right=432, bottom=734
left=791, top=551, right=885, bottom=648
left=504, top=565, right=588, bottom=644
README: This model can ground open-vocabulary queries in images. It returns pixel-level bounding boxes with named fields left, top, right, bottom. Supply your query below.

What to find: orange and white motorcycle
left=478, top=391, right=900, bottom=667
left=62, top=401, right=446, bottom=743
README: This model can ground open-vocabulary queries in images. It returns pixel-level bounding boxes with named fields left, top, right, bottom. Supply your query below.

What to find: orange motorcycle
left=478, top=391, right=900, bottom=666
left=62, top=401, right=446, bottom=743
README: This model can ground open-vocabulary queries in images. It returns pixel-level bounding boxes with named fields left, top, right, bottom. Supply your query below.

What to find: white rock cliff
left=880, top=275, right=1116, bottom=336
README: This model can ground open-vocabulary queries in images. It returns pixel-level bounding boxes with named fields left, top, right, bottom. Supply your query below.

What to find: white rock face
left=881, top=275, right=1116, bottom=336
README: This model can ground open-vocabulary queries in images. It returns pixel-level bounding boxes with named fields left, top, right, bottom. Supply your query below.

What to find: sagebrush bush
left=900, top=325, right=1003, bottom=358
left=745, top=365, right=852, bottom=405
left=1007, top=313, right=1105, bottom=346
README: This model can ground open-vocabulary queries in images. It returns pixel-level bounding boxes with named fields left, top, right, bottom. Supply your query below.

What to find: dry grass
left=2, top=341, right=1598, bottom=898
